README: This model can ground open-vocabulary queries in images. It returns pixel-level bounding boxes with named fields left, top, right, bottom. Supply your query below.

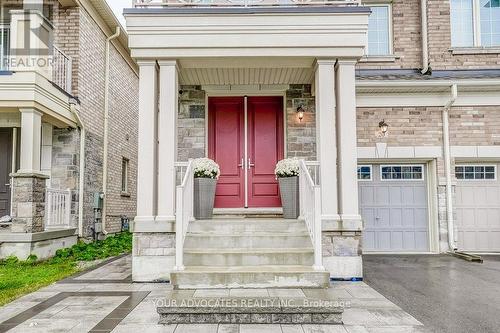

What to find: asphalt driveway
left=364, top=254, right=500, bottom=333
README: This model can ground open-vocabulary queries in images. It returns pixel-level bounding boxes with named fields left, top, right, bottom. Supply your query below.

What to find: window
left=357, top=165, right=372, bottom=181
left=455, top=165, right=496, bottom=180
left=381, top=165, right=424, bottom=181
left=121, top=158, right=129, bottom=194
left=367, top=5, right=391, bottom=56
left=0, top=26, right=9, bottom=71
left=451, top=0, right=500, bottom=47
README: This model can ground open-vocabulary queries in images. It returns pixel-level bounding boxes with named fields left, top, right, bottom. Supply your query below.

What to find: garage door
left=358, top=164, right=429, bottom=252
left=455, top=164, right=500, bottom=252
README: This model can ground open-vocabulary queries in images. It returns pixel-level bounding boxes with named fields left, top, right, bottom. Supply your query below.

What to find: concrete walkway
left=364, top=254, right=500, bottom=333
left=0, top=255, right=428, bottom=333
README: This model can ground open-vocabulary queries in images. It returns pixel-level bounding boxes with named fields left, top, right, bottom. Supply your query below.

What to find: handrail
left=299, top=159, right=324, bottom=270
left=133, top=0, right=361, bottom=8
left=174, top=159, right=194, bottom=270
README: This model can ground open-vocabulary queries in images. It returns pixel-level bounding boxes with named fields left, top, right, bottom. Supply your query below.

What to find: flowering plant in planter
left=192, top=158, right=220, bottom=179
left=275, top=158, right=300, bottom=178
left=192, top=158, right=220, bottom=219
left=275, top=158, right=300, bottom=218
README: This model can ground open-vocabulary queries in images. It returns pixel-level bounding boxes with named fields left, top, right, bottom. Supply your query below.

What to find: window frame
left=0, top=25, right=9, bottom=71
left=365, top=3, right=394, bottom=57
left=455, top=164, right=497, bottom=181
left=357, top=165, right=373, bottom=181
left=379, top=164, right=425, bottom=182
left=451, top=0, right=500, bottom=48
left=121, top=157, right=130, bottom=195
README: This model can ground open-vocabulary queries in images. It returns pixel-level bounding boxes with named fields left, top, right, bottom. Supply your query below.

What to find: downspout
left=69, top=99, right=86, bottom=238
left=102, top=27, right=121, bottom=236
left=443, top=84, right=458, bottom=251
left=420, top=0, right=430, bottom=74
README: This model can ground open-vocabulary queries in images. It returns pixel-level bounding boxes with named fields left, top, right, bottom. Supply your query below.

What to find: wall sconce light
left=378, top=119, right=389, bottom=137
left=296, top=106, right=305, bottom=122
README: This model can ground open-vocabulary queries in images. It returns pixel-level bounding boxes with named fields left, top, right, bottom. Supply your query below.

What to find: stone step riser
left=158, top=312, right=342, bottom=325
left=170, top=271, right=330, bottom=289
left=184, top=252, right=314, bottom=266
left=184, top=235, right=312, bottom=249
left=189, top=223, right=307, bottom=233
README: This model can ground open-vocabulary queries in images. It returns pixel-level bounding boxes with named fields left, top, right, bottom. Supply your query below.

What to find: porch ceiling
left=178, top=67, right=314, bottom=85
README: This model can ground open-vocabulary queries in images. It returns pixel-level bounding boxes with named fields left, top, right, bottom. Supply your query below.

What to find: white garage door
left=455, top=164, right=500, bottom=252
left=358, top=164, right=429, bottom=252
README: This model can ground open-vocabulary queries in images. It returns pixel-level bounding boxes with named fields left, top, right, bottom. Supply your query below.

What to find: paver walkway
left=0, top=255, right=428, bottom=333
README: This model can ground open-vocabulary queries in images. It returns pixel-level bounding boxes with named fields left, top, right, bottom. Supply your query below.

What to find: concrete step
left=158, top=297, right=343, bottom=324
left=189, top=219, right=307, bottom=233
left=170, top=266, right=330, bottom=289
left=184, top=232, right=312, bottom=249
left=184, top=248, right=314, bottom=266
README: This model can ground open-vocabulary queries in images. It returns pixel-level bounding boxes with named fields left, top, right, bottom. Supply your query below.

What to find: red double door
left=208, top=96, right=284, bottom=208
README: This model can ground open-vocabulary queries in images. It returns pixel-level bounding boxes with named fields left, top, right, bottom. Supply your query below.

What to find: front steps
left=171, top=217, right=329, bottom=289
left=158, top=297, right=343, bottom=324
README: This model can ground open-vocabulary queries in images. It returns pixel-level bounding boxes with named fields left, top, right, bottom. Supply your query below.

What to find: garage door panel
left=455, top=163, right=500, bottom=252
left=360, top=186, right=375, bottom=205
left=360, top=164, right=429, bottom=253
left=402, top=208, right=416, bottom=228
left=376, top=187, right=390, bottom=205
left=390, top=208, right=403, bottom=227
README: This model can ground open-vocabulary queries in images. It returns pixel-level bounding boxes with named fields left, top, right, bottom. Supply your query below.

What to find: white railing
left=45, top=188, right=72, bottom=230
left=299, top=159, right=323, bottom=270
left=52, top=45, right=72, bottom=94
left=175, top=161, right=189, bottom=186
left=174, top=159, right=194, bottom=271
left=304, top=160, right=320, bottom=185
left=133, top=0, right=361, bottom=8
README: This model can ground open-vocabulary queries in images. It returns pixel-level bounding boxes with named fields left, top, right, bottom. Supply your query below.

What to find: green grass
left=0, top=231, right=132, bottom=306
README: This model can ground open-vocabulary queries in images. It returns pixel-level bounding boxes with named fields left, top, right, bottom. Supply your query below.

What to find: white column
left=335, top=60, right=362, bottom=227
left=18, top=108, right=42, bottom=174
left=135, top=61, right=158, bottom=223
left=315, top=60, right=339, bottom=223
left=156, top=60, right=179, bottom=223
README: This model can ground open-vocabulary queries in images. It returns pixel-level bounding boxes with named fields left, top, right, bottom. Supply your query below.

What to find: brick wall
left=449, top=106, right=500, bottom=146
left=427, top=0, right=500, bottom=70
left=357, top=107, right=443, bottom=147
left=358, top=0, right=422, bottom=70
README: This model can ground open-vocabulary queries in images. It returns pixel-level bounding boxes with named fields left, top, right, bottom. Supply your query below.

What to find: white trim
left=244, top=95, right=249, bottom=208
left=357, top=164, right=373, bottom=181
left=455, top=164, right=497, bottom=181
left=379, top=164, right=425, bottom=181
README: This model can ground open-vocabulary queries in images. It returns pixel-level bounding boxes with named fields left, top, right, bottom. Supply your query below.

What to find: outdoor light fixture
left=378, top=119, right=389, bottom=137
left=297, top=106, right=305, bottom=122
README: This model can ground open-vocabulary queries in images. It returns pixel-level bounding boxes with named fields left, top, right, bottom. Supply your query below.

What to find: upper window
left=381, top=165, right=424, bottom=181
left=121, top=158, right=130, bottom=194
left=367, top=5, right=391, bottom=56
left=451, top=0, right=500, bottom=48
left=455, top=165, right=496, bottom=180
left=0, top=26, right=9, bottom=71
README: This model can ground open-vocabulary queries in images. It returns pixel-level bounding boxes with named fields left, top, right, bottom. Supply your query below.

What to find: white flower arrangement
left=275, top=158, right=299, bottom=178
left=192, top=158, right=220, bottom=179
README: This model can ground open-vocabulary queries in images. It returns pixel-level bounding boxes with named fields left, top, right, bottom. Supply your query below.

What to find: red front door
left=208, top=96, right=284, bottom=208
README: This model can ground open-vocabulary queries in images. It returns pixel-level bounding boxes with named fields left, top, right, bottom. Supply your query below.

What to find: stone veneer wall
left=177, top=86, right=206, bottom=162
left=10, top=174, right=48, bottom=233
left=285, top=85, right=316, bottom=160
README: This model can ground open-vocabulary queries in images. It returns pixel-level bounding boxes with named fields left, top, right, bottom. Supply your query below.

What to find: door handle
left=238, top=158, right=245, bottom=170
left=248, top=158, right=255, bottom=169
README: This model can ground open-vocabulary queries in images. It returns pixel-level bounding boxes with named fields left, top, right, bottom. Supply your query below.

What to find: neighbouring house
left=125, top=0, right=500, bottom=287
left=0, top=0, right=138, bottom=259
